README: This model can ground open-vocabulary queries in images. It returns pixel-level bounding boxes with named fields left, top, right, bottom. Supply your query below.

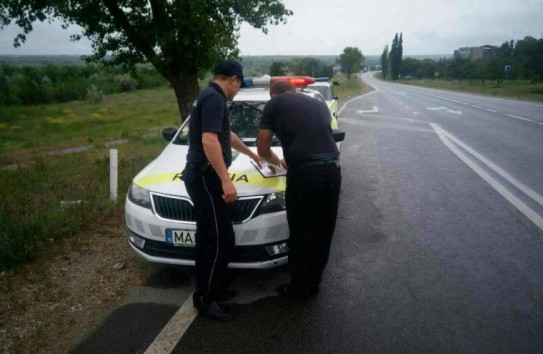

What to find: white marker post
left=110, top=149, right=118, bottom=202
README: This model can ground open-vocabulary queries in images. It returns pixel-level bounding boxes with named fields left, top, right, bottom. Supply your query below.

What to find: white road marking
left=472, top=105, right=483, bottom=109
left=144, top=291, right=198, bottom=354
left=427, top=107, right=463, bottom=115
left=413, top=112, right=419, bottom=115
left=338, top=88, right=379, bottom=117
left=356, top=106, right=379, bottom=114
left=507, top=114, right=533, bottom=122
left=430, top=123, right=543, bottom=230
left=419, top=92, right=461, bottom=103
left=486, top=109, right=498, bottom=113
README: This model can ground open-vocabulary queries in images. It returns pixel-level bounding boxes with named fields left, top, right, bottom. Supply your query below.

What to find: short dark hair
left=270, top=81, right=296, bottom=96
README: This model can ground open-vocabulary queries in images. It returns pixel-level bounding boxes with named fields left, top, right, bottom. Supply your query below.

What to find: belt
left=296, top=158, right=340, bottom=167
left=186, top=161, right=212, bottom=173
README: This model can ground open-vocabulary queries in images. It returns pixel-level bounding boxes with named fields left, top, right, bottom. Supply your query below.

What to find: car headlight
left=128, top=182, right=152, bottom=209
left=259, top=192, right=286, bottom=214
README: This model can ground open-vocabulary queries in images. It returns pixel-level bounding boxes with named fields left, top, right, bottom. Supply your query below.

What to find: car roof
left=307, top=82, right=332, bottom=88
left=233, top=88, right=271, bottom=102
left=233, top=87, right=324, bottom=102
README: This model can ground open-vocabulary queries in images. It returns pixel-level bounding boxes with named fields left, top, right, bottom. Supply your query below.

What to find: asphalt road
left=74, top=73, right=543, bottom=354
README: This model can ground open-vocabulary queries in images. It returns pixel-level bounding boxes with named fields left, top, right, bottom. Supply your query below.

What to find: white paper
left=251, top=160, right=287, bottom=177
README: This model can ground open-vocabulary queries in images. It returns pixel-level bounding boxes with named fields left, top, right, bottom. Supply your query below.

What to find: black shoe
left=276, top=284, right=311, bottom=299
left=213, top=289, right=238, bottom=302
left=193, top=298, right=203, bottom=311
left=199, top=300, right=234, bottom=321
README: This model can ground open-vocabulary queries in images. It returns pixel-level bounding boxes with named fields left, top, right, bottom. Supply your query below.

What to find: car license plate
left=165, top=229, right=196, bottom=247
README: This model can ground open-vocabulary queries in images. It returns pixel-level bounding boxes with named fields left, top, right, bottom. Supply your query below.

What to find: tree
left=338, top=47, right=365, bottom=79
left=269, top=61, right=286, bottom=76
left=380, top=45, right=389, bottom=79
left=389, top=32, right=403, bottom=80
left=289, top=57, right=333, bottom=78
left=0, top=0, right=292, bottom=119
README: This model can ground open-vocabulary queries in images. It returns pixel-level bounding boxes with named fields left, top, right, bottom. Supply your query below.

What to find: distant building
left=453, top=45, right=499, bottom=60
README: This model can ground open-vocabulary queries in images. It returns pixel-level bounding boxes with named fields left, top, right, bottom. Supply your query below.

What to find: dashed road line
left=486, top=109, right=498, bottom=113
left=472, top=105, right=483, bottom=109
left=507, top=114, right=533, bottom=122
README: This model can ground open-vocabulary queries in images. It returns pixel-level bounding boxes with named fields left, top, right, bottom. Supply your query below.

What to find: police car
left=307, top=78, right=339, bottom=125
left=125, top=76, right=344, bottom=269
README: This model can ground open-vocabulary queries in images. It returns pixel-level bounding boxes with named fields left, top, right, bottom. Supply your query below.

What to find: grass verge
left=0, top=135, right=168, bottom=271
left=334, top=74, right=371, bottom=99
left=389, top=77, right=543, bottom=102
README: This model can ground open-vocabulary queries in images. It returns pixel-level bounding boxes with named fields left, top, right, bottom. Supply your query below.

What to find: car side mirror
left=333, top=81, right=340, bottom=86
left=332, top=96, right=338, bottom=100
left=162, top=127, right=177, bottom=141
left=332, top=129, right=345, bottom=142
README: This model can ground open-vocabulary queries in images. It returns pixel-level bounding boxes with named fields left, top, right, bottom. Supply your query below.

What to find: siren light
left=243, top=76, right=316, bottom=88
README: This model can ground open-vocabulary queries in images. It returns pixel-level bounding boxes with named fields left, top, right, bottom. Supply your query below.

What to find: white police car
left=125, top=76, right=344, bottom=269
left=307, top=78, right=339, bottom=125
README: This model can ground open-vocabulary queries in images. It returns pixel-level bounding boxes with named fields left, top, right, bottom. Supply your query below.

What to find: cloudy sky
left=0, top=0, right=541, bottom=56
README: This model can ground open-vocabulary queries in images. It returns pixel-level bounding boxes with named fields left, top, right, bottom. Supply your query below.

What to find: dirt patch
left=0, top=214, right=155, bottom=353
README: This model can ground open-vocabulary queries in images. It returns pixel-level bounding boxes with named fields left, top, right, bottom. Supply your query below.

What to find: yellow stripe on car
left=135, top=171, right=286, bottom=191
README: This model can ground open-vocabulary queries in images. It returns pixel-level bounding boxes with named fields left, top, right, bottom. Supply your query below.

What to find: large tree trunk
left=169, top=71, right=200, bottom=122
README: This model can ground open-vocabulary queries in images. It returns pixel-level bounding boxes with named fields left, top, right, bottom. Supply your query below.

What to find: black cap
left=212, top=60, right=246, bottom=88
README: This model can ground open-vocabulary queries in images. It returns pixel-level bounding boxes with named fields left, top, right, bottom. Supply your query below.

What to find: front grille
left=151, top=194, right=263, bottom=224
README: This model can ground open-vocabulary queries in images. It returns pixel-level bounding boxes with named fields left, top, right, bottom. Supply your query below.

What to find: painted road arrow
left=356, top=106, right=379, bottom=114
left=427, top=107, right=463, bottom=115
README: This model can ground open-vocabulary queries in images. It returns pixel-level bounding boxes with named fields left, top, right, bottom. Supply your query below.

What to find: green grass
left=334, top=75, right=369, bottom=99
left=0, top=87, right=181, bottom=155
left=392, top=78, right=543, bottom=102
left=0, top=135, right=168, bottom=271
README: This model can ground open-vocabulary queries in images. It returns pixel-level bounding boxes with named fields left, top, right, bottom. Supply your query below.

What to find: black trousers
left=285, top=163, right=342, bottom=296
left=185, top=172, right=235, bottom=304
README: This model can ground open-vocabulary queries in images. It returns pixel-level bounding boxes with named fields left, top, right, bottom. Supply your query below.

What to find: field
left=393, top=77, right=543, bottom=102
left=0, top=87, right=180, bottom=159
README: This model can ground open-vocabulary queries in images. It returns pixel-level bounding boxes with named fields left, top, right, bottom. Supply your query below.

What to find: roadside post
left=110, top=149, right=118, bottom=202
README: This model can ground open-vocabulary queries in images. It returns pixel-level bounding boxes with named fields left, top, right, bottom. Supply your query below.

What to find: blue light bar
left=243, top=77, right=271, bottom=88
left=243, top=77, right=254, bottom=88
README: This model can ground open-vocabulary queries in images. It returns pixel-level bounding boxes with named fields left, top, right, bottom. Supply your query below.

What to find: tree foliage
left=289, top=57, right=333, bottom=78
left=0, top=0, right=292, bottom=119
left=398, top=36, right=543, bottom=84
left=337, top=47, right=365, bottom=78
left=380, top=45, right=389, bottom=79
left=269, top=61, right=286, bottom=76
left=389, top=32, right=403, bottom=80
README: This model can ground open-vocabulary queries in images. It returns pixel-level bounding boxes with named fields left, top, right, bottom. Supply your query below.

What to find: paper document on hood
left=251, top=160, right=287, bottom=178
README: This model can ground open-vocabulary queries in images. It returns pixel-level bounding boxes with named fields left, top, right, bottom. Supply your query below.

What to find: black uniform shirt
left=260, top=92, right=339, bottom=167
left=184, top=82, right=232, bottom=180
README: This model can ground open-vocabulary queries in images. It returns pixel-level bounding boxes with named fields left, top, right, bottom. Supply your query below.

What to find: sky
left=0, top=0, right=542, bottom=57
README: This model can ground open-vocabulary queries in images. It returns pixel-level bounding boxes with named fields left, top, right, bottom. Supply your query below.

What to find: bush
left=86, top=84, right=104, bottom=103
left=115, top=74, right=138, bottom=91
left=0, top=63, right=168, bottom=107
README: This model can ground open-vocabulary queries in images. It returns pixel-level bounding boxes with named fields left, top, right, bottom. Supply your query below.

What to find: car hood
left=132, top=143, right=286, bottom=197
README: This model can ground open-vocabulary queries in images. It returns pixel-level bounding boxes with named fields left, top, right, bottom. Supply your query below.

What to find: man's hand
left=221, top=179, right=237, bottom=203
left=267, top=158, right=287, bottom=174
left=251, top=152, right=264, bottom=169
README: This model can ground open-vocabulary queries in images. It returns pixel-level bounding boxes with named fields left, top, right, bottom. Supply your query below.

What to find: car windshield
left=307, top=85, right=332, bottom=100
left=172, top=100, right=279, bottom=147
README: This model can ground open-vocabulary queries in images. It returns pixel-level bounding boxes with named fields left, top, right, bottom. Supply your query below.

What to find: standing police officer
left=183, top=60, right=262, bottom=320
left=257, top=81, right=342, bottom=299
